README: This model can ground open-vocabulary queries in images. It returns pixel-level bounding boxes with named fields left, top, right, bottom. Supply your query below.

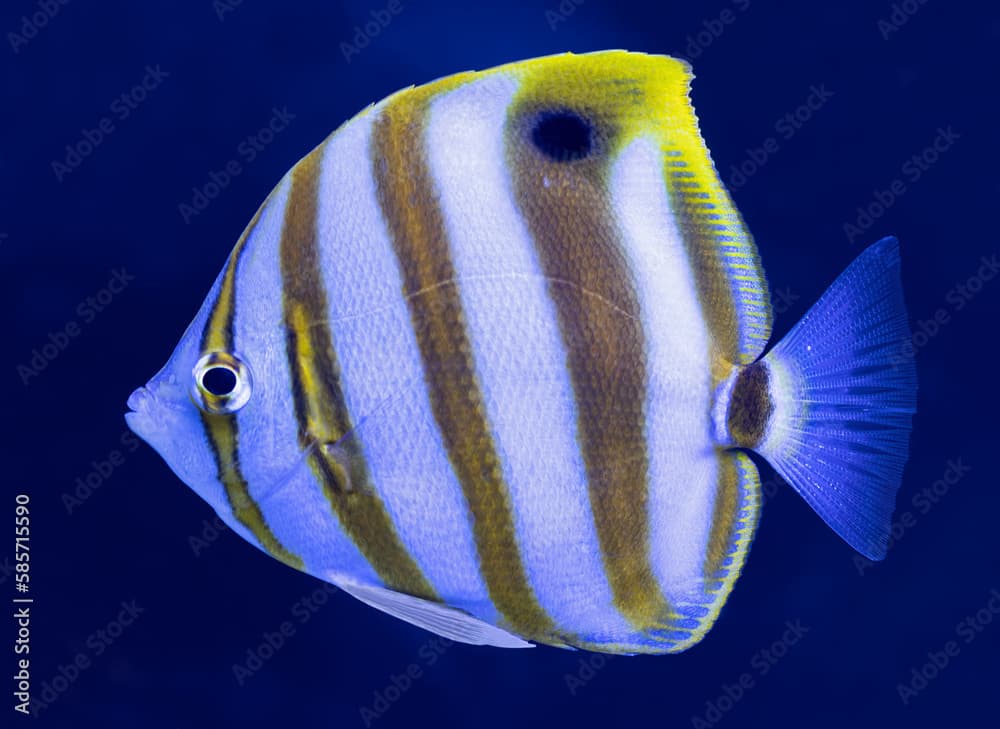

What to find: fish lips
left=124, top=376, right=189, bottom=452
left=125, top=385, right=164, bottom=446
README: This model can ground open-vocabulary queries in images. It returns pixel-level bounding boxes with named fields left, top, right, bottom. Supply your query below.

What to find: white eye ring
left=191, top=352, right=252, bottom=415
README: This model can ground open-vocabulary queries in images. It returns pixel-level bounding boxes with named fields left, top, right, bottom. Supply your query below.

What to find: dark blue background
left=3, top=1, right=998, bottom=727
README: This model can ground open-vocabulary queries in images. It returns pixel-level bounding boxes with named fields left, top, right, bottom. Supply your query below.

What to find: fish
left=126, top=50, right=917, bottom=654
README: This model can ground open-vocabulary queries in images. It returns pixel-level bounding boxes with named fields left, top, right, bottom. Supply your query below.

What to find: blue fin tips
left=754, top=237, right=917, bottom=560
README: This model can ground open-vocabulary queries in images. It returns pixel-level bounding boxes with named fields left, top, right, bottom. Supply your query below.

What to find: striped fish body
left=127, top=52, right=917, bottom=654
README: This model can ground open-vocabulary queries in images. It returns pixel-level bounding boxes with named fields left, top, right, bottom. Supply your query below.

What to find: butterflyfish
left=126, top=51, right=917, bottom=654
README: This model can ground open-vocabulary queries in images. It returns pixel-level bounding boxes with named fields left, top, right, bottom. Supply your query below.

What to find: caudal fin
left=755, top=237, right=917, bottom=560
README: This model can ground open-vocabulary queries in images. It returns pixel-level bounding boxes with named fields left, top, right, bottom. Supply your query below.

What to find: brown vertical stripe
left=504, top=103, right=673, bottom=635
left=370, top=89, right=560, bottom=642
left=198, top=196, right=303, bottom=569
left=279, top=143, right=437, bottom=600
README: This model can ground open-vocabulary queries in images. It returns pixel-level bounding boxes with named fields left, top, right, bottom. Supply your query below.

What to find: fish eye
left=202, top=366, right=237, bottom=396
left=191, top=352, right=252, bottom=415
left=531, top=109, right=594, bottom=162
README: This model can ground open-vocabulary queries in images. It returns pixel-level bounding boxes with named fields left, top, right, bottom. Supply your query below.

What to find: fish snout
left=126, top=385, right=153, bottom=414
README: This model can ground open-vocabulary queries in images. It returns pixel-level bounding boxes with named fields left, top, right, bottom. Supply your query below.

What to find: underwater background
left=3, top=1, right=999, bottom=727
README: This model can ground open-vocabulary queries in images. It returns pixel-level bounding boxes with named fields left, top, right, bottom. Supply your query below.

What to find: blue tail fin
left=755, top=237, right=917, bottom=560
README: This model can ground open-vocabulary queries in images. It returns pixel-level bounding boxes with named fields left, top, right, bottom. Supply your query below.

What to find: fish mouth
left=125, top=386, right=153, bottom=441
left=125, top=385, right=168, bottom=445
left=126, top=375, right=187, bottom=420
left=126, top=386, right=152, bottom=414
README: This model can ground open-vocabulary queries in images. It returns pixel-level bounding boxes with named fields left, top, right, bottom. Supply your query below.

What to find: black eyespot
left=531, top=110, right=593, bottom=162
left=201, top=366, right=237, bottom=397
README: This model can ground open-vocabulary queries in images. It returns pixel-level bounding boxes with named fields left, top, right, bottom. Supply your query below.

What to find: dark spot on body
left=727, top=362, right=773, bottom=448
left=531, top=110, right=594, bottom=162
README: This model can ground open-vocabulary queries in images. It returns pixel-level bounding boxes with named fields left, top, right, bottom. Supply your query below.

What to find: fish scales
left=127, top=51, right=917, bottom=654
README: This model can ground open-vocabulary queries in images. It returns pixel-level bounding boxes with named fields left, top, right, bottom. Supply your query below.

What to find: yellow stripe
left=278, top=142, right=438, bottom=600
left=199, top=197, right=266, bottom=353
left=198, top=195, right=302, bottom=569
left=370, top=81, right=562, bottom=643
left=200, top=413, right=303, bottom=569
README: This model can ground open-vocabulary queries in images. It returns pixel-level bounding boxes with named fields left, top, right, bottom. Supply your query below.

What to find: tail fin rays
left=754, top=237, right=917, bottom=560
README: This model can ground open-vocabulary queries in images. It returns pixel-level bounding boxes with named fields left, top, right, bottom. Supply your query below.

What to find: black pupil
left=531, top=110, right=593, bottom=162
left=202, top=366, right=237, bottom=397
